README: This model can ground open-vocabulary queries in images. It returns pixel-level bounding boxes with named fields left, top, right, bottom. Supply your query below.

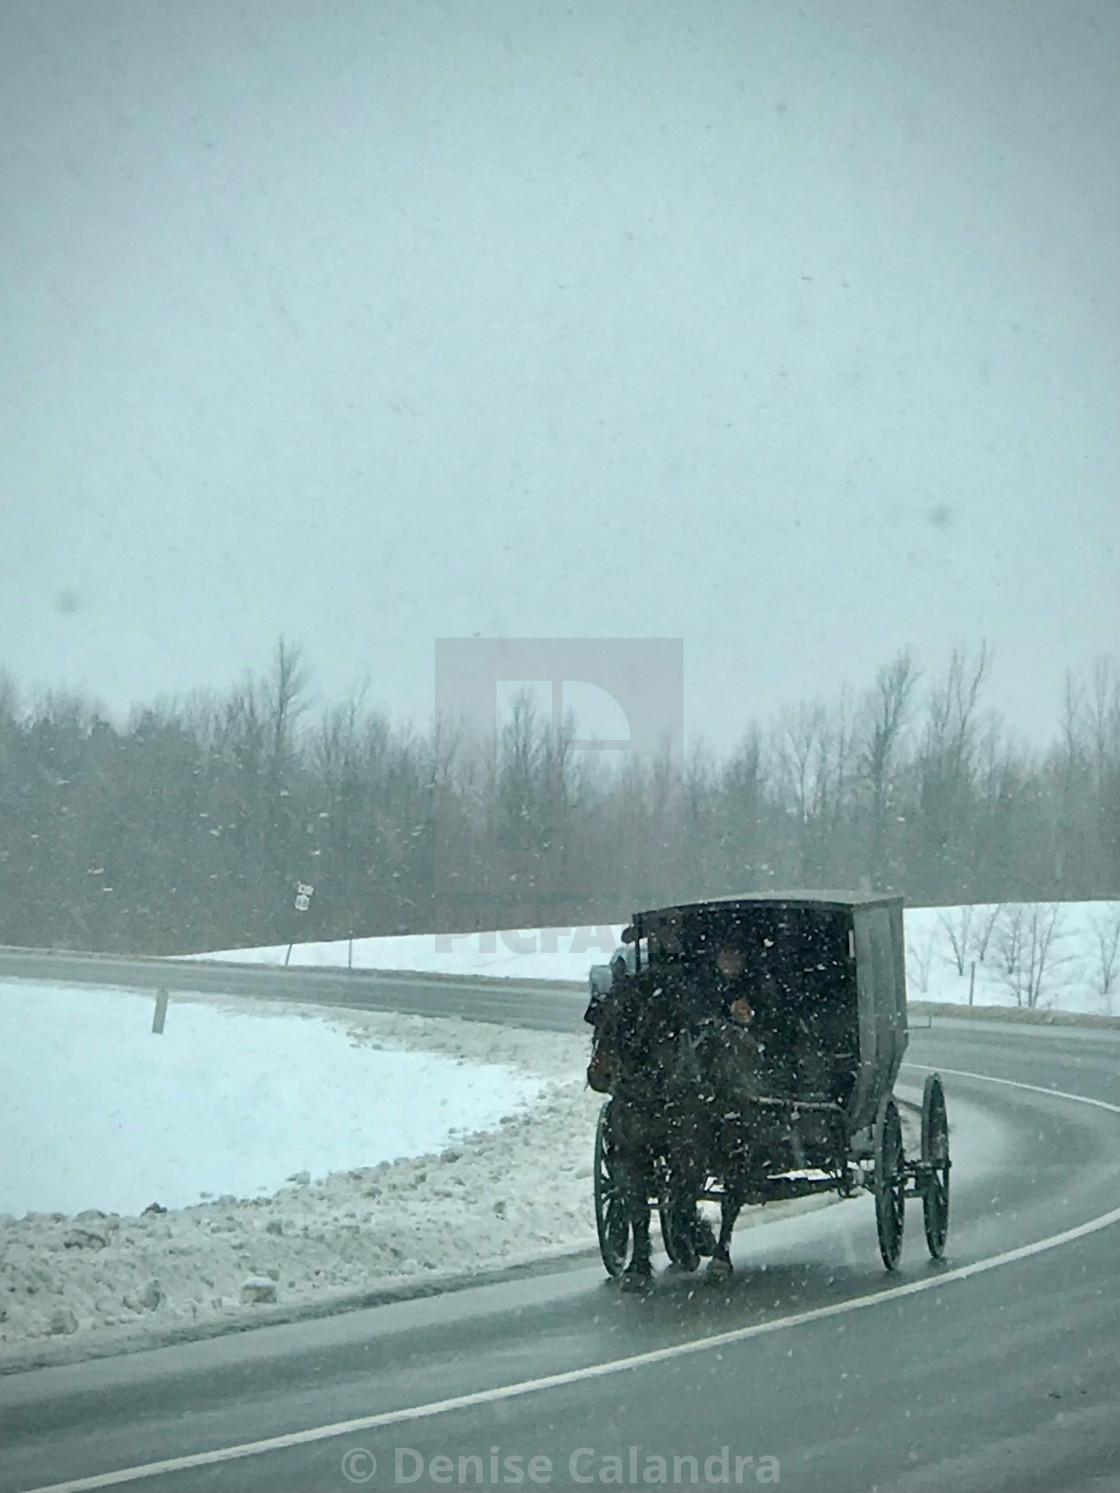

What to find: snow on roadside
left=178, top=925, right=624, bottom=983
left=0, top=987, right=601, bottom=1354
left=0, top=983, right=544, bottom=1218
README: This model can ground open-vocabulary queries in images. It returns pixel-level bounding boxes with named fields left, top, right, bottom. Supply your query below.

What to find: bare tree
left=718, top=725, right=770, bottom=891
left=1086, top=903, right=1120, bottom=1013
left=993, top=902, right=1070, bottom=1009
left=860, top=650, right=917, bottom=889
left=937, top=903, right=975, bottom=976
left=773, top=693, right=857, bottom=885
left=1088, top=658, right=1120, bottom=895
left=1047, top=659, right=1120, bottom=899
left=264, top=637, right=310, bottom=772
left=971, top=902, right=1005, bottom=962
left=906, top=926, right=937, bottom=995
left=912, top=643, right=992, bottom=900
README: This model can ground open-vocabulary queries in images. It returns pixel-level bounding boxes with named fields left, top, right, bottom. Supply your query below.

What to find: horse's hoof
left=671, top=1242, right=700, bottom=1274
left=694, top=1219, right=718, bottom=1258
left=620, top=1264, right=654, bottom=1294
left=705, top=1256, right=733, bottom=1283
left=663, top=1211, right=702, bottom=1273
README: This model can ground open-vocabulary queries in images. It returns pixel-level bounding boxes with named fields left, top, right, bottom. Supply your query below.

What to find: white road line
left=901, top=1061, right=1120, bottom=1115
left=19, top=1079, right=1120, bottom=1493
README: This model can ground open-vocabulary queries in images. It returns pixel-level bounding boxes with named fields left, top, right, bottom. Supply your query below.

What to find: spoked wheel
left=873, top=1093, right=906, bottom=1271
left=594, top=1100, right=632, bottom=1277
left=920, top=1073, right=951, bottom=1259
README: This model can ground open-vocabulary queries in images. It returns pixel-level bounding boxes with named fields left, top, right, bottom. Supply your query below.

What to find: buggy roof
left=627, top=890, right=902, bottom=931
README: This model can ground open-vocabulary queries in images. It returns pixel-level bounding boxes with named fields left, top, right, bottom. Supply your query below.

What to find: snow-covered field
left=182, top=924, right=623, bottom=983
left=904, top=901, right=1119, bottom=1017
left=186, top=900, right=1120, bottom=1017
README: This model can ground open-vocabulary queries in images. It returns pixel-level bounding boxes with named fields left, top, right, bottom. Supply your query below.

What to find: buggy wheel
left=873, top=1094, right=905, bottom=1271
left=921, top=1073, right=951, bottom=1259
left=594, top=1100, right=632, bottom=1277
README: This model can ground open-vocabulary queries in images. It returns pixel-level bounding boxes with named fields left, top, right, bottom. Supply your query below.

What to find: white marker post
left=152, top=989, right=168, bottom=1034
left=286, top=881, right=314, bottom=966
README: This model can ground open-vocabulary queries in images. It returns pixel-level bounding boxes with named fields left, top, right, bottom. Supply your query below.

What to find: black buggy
left=589, top=892, right=951, bottom=1278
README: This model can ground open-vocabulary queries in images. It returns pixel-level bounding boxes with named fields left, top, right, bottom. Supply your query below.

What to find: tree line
left=0, top=642, right=1116, bottom=954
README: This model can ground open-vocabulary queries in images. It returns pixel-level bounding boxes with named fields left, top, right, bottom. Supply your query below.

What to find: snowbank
left=0, top=987, right=601, bottom=1355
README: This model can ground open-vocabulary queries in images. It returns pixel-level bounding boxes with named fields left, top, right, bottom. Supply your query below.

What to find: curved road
left=0, top=948, right=591, bottom=1031
left=0, top=960, right=1116, bottom=1493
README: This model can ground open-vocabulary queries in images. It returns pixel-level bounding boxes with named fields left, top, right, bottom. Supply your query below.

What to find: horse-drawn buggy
left=586, top=892, right=950, bottom=1288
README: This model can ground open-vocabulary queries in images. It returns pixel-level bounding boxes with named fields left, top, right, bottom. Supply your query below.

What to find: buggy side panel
left=849, top=903, right=909, bottom=1133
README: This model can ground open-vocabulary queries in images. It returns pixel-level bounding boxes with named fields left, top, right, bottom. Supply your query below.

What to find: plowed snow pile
left=0, top=983, right=600, bottom=1355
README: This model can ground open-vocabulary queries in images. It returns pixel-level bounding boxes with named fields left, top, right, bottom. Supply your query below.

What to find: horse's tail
left=587, top=1033, right=617, bottom=1093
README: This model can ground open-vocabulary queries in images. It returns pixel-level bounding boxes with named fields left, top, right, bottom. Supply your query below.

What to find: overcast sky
left=1, top=0, right=1116, bottom=748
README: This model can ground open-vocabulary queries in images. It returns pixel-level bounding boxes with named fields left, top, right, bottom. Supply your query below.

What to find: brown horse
left=589, top=981, right=761, bottom=1288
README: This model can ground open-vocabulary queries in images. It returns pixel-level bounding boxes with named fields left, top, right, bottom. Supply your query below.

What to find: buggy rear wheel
left=873, top=1094, right=905, bottom=1271
left=921, top=1073, right=951, bottom=1259
left=594, top=1100, right=632, bottom=1277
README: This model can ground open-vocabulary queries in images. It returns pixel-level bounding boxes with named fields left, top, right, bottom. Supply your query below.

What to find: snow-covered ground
left=184, top=900, right=1120, bottom=1016
left=0, top=984, right=597, bottom=1354
left=0, top=985, right=544, bottom=1218
left=181, top=924, right=623, bottom=983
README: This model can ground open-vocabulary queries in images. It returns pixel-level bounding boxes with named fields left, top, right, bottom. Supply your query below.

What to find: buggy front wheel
left=873, top=1094, right=906, bottom=1271
left=594, top=1100, right=632, bottom=1277
left=920, top=1073, right=951, bottom=1259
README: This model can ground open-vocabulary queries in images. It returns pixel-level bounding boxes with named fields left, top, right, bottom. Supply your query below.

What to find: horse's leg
left=660, top=1100, right=707, bottom=1272
left=683, top=1108, right=717, bottom=1259
left=706, top=1187, right=741, bottom=1280
left=708, top=1113, right=748, bottom=1281
left=613, top=1106, right=654, bottom=1290
left=619, top=1156, right=654, bottom=1289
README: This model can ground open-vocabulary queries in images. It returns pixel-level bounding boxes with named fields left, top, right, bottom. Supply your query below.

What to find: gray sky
left=1, top=0, right=1116, bottom=747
